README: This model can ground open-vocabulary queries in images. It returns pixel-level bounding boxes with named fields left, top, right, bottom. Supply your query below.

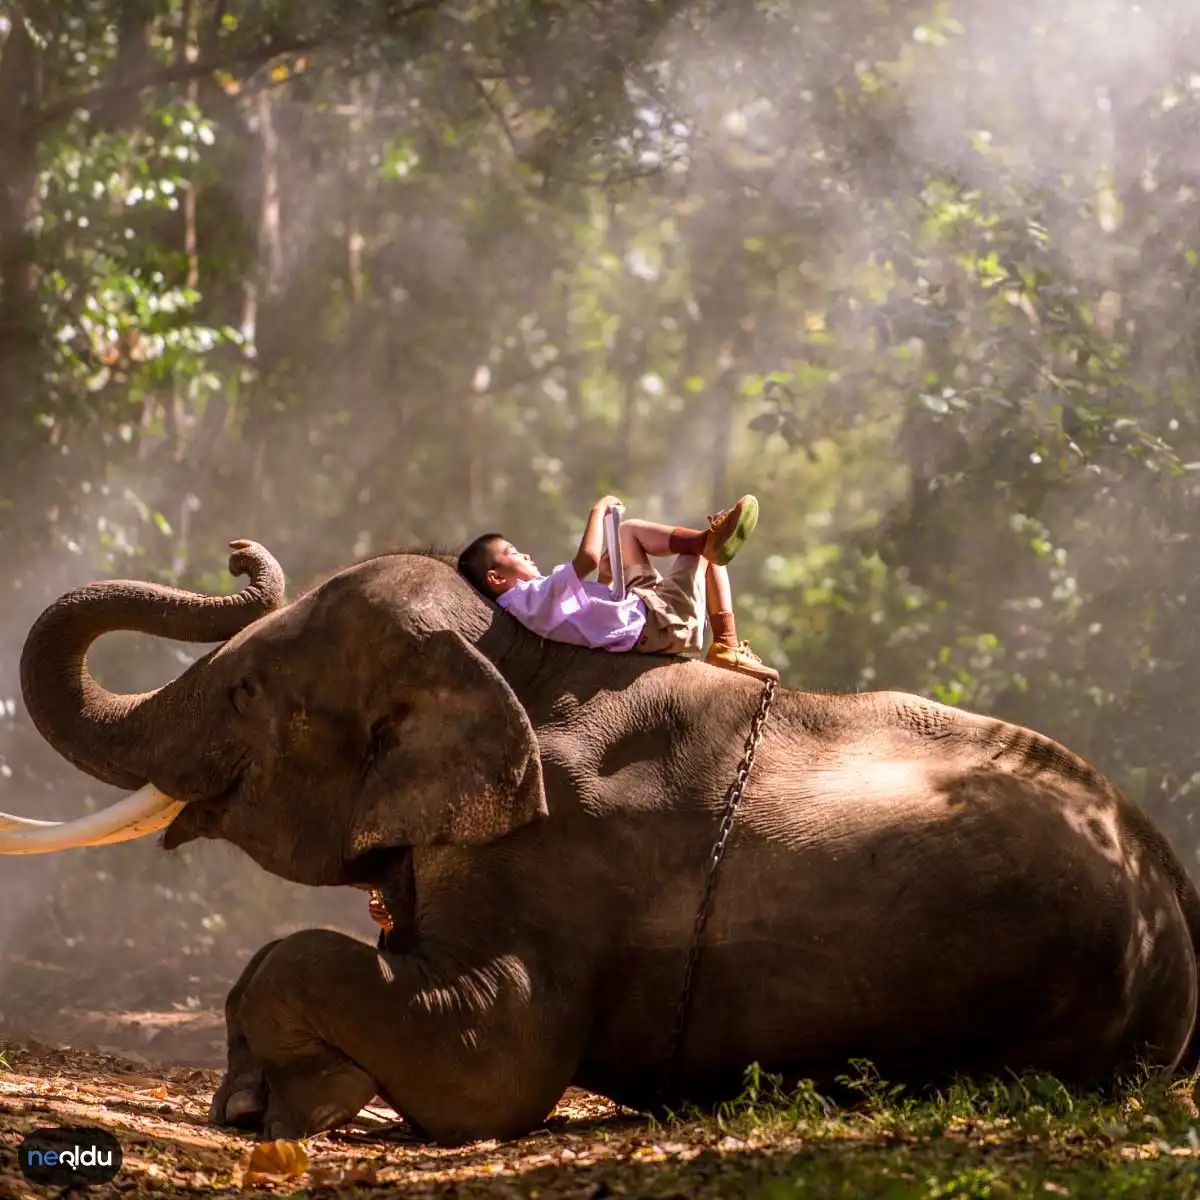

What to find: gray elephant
left=6, top=541, right=1199, bottom=1146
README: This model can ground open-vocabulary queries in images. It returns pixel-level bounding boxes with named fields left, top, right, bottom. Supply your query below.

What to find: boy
left=456, top=494, right=778, bottom=681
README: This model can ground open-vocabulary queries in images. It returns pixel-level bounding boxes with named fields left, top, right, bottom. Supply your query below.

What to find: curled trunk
left=20, top=541, right=285, bottom=790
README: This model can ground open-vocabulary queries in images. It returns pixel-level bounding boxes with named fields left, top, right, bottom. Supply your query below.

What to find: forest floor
left=2, top=922, right=1200, bottom=1197
left=3, top=1028, right=1200, bottom=1197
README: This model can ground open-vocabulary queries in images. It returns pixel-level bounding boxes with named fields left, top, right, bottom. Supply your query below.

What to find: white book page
left=603, top=507, right=626, bottom=600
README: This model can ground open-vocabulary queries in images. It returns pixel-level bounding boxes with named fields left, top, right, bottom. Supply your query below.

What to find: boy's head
left=457, top=533, right=540, bottom=599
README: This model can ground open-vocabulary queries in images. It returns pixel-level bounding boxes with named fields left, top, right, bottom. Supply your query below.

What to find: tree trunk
left=0, top=6, right=45, bottom=400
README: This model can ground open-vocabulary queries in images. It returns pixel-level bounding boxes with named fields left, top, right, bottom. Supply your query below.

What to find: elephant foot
left=260, top=1094, right=374, bottom=1142
left=210, top=1057, right=379, bottom=1140
left=210, top=1052, right=380, bottom=1140
left=210, top=1067, right=267, bottom=1131
left=260, top=1051, right=381, bottom=1139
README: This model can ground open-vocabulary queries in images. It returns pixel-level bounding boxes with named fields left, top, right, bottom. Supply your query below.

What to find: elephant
left=6, top=539, right=1200, bottom=1146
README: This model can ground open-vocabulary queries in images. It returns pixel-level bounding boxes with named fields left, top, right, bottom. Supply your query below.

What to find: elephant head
left=4, top=543, right=548, bottom=885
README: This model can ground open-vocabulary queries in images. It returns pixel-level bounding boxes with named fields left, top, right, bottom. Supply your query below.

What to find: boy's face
left=485, top=539, right=541, bottom=594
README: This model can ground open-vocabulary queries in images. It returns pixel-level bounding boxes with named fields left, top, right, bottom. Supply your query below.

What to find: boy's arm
left=573, top=495, right=620, bottom=579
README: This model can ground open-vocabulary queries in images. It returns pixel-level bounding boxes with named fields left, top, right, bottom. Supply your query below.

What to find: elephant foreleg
left=214, top=927, right=583, bottom=1144
left=210, top=938, right=283, bottom=1131
left=211, top=935, right=380, bottom=1137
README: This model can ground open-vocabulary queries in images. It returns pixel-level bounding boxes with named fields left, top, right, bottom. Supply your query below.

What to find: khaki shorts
left=627, top=555, right=706, bottom=655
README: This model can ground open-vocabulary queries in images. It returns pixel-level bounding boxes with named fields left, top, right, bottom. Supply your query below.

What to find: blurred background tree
left=3, top=0, right=1200, bottom=1043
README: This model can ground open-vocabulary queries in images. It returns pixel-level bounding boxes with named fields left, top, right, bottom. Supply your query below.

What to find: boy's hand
left=576, top=495, right=621, bottom=580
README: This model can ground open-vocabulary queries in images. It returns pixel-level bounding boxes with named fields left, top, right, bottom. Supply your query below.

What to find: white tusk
left=0, top=783, right=185, bottom=854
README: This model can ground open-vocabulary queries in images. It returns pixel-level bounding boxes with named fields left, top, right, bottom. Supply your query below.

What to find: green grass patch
left=620, top=1062, right=1200, bottom=1199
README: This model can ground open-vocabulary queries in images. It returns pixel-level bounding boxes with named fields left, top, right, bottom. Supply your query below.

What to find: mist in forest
left=1, top=0, right=1199, bottom=1056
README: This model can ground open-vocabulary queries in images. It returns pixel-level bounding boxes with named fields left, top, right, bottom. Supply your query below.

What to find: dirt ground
left=0, top=909, right=687, bottom=1200
left=0, top=945, right=658, bottom=1198
left=0, top=1039, right=658, bottom=1198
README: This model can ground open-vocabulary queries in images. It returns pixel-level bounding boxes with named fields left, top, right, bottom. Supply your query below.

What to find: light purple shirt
left=496, top=562, right=646, bottom=652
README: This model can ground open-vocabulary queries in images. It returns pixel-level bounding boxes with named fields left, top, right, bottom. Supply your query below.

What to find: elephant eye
left=365, top=703, right=412, bottom=771
left=230, top=678, right=259, bottom=715
left=368, top=719, right=400, bottom=758
left=365, top=718, right=406, bottom=777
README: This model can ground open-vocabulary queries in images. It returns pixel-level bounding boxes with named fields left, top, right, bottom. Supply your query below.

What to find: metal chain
left=661, top=676, right=778, bottom=1097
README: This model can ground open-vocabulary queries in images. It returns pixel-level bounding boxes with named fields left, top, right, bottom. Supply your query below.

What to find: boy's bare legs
left=703, top=562, right=779, bottom=681
left=618, top=494, right=758, bottom=568
left=706, top=562, right=736, bottom=644
left=618, top=519, right=708, bottom=599
left=617, top=519, right=691, bottom=567
left=617, top=517, right=778, bottom=681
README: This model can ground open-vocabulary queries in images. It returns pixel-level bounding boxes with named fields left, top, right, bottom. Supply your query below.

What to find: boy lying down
left=362, top=495, right=779, bottom=942
left=456, top=493, right=777, bottom=681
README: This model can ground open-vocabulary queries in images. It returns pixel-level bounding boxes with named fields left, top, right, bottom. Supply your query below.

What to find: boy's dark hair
left=457, top=532, right=506, bottom=598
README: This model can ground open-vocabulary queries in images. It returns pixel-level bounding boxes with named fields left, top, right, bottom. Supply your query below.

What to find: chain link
left=661, top=676, right=778, bottom=1097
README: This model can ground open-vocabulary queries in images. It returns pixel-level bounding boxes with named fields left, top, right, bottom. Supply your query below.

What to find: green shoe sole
left=714, top=494, right=759, bottom=566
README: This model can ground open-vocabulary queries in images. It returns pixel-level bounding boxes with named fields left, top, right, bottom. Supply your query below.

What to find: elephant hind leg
left=1114, top=802, right=1200, bottom=1073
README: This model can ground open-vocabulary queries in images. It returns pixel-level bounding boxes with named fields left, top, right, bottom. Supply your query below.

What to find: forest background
left=2, top=0, right=1200, bottom=1047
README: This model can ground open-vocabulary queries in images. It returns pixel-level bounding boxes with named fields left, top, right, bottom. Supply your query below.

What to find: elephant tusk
left=0, top=783, right=185, bottom=854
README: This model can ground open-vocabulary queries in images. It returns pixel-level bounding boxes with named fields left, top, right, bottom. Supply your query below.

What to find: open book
left=603, top=505, right=626, bottom=600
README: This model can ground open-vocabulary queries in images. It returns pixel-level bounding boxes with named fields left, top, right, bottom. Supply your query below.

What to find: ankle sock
left=710, top=610, right=739, bottom=648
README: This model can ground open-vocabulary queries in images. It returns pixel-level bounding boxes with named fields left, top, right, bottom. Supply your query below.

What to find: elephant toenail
left=225, top=1088, right=266, bottom=1121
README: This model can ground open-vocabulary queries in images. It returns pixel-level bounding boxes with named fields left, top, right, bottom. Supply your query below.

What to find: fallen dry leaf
left=308, top=1161, right=379, bottom=1187
left=2, top=1042, right=1196, bottom=1199
left=241, top=1138, right=310, bottom=1186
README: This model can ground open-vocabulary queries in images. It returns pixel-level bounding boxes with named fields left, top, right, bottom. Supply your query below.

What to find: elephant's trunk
left=18, top=540, right=285, bottom=794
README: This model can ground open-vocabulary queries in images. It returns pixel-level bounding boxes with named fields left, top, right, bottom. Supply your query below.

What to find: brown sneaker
left=705, top=494, right=759, bottom=565
left=705, top=639, right=780, bottom=682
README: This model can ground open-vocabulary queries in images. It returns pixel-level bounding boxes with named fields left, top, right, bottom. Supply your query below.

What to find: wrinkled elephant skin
left=16, top=546, right=1200, bottom=1145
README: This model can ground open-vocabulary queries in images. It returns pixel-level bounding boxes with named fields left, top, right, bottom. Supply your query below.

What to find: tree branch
left=466, top=71, right=522, bottom=160
left=24, top=0, right=446, bottom=135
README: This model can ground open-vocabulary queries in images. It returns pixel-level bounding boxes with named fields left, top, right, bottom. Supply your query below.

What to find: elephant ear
left=349, top=629, right=548, bottom=854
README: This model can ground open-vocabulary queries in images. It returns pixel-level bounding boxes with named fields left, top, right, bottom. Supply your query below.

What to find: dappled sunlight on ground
left=2, top=1039, right=1200, bottom=1197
